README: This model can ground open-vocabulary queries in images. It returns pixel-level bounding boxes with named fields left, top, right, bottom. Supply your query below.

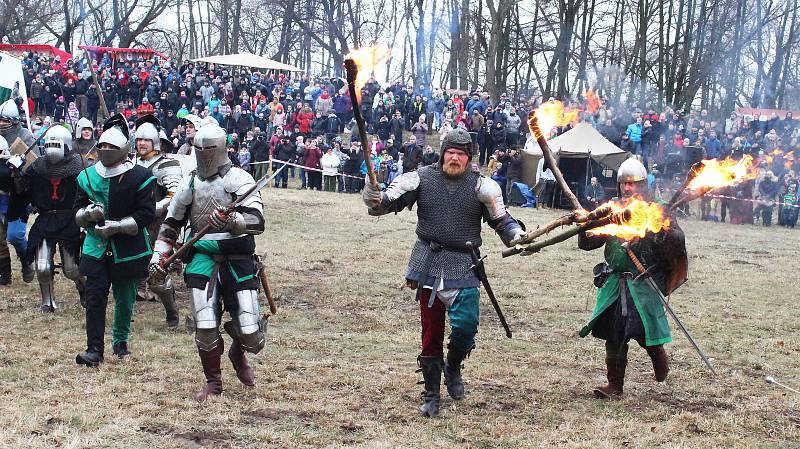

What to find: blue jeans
left=433, top=111, right=442, bottom=130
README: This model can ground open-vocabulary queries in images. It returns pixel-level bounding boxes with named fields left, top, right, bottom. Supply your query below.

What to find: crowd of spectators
left=13, top=50, right=800, bottom=228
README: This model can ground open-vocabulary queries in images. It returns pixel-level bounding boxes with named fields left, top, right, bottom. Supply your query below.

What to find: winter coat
left=491, top=124, right=507, bottom=149
left=316, top=96, right=333, bottom=116
left=304, top=146, right=323, bottom=169
left=505, top=113, right=522, bottom=133
left=626, top=123, right=643, bottom=143
left=389, top=118, right=404, bottom=140
left=320, top=152, right=341, bottom=176
left=411, top=122, right=428, bottom=147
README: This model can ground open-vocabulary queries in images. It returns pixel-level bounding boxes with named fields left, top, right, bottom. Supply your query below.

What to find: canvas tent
left=191, top=53, right=303, bottom=72
left=521, top=122, right=630, bottom=208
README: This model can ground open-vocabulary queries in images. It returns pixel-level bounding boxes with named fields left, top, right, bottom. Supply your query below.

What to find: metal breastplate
left=189, top=175, right=235, bottom=239
left=415, top=166, right=483, bottom=248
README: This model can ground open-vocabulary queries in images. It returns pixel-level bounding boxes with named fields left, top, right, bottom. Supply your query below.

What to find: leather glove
left=500, top=226, right=526, bottom=248
left=94, top=216, right=138, bottom=240
left=362, top=178, right=383, bottom=208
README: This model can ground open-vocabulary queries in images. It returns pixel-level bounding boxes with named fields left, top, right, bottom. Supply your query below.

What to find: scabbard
left=256, top=256, right=278, bottom=315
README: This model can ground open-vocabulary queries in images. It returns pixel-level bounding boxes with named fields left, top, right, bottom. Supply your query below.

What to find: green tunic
left=579, top=238, right=672, bottom=346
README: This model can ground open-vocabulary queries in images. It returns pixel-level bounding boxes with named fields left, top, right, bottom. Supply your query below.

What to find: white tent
left=520, top=122, right=630, bottom=186
left=191, top=52, right=303, bottom=72
left=0, top=51, right=31, bottom=128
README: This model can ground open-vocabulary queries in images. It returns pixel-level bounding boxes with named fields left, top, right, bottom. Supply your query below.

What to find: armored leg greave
left=60, top=245, right=86, bottom=307
left=151, top=277, right=179, bottom=327
left=233, top=289, right=265, bottom=354
left=190, top=284, right=221, bottom=350
left=417, top=355, right=443, bottom=417
left=35, top=241, right=57, bottom=312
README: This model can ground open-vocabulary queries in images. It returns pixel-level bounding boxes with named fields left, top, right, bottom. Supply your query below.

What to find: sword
left=621, top=242, right=718, bottom=376
left=157, top=162, right=288, bottom=270
left=466, top=241, right=512, bottom=338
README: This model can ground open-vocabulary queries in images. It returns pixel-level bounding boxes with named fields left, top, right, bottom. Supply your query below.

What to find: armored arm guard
left=364, top=171, right=420, bottom=216
left=476, top=176, right=523, bottom=247
left=154, top=158, right=183, bottom=217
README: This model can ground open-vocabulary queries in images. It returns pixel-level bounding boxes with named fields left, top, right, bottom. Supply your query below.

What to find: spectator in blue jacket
left=705, top=130, right=722, bottom=159
left=465, top=93, right=486, bottom=116
left=626, top=117, right=644, bottom=156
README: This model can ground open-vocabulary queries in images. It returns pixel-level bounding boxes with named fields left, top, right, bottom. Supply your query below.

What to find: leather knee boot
left=594, top=341, right=628, bottom=398
left=195, top=340, right=224, bottom=401
left=417, top=356, right=442, bottom=417
left=228, top=340, right=256, bottom=387
left=444, top=345, right=471, bottom=400
left=645, top=345, right=669, bottom=382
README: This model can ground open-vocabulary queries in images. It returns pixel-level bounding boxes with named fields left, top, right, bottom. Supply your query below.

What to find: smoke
left=590, top=65, right=667, bottom=113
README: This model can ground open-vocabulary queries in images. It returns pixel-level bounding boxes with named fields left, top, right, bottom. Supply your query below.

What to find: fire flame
left=584, top=89, right=601, bottom=114
left=587, top=196, right=671, bottom=241
left=528, top=100, right=581, bottom=139
left=344, top=45, right=391, bottom=102
left=686, top=155, right=757, bottom=191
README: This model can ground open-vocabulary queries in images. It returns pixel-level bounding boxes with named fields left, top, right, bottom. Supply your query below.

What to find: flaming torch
left=669, top=155, right=758, bottom=210
left=587, top=196, right=671, bottom=240
left=344, top=46, right=391, bottom=189
left=527, top=102, right=584, bottom=212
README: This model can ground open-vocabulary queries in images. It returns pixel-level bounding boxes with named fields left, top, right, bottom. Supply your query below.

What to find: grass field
left=0, top=181, right=798, bottom=448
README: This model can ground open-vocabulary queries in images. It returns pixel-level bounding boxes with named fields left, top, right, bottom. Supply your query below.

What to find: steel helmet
left=0, top=100, right=20, bottom=132
left=42, top=125, right=74, bottom=164
left=135, top=115, right=161, bottom=152
left=193, top=123, right=229, bottom=179
left=97, top=114, right=132, bottom=166
left=617, top=157, right=647, bottom=184
left=75, top=117, right=94, bottom=138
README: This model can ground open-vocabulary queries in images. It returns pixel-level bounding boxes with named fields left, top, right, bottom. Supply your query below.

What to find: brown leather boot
left=195, top=341, right=224, bottom=401
left=594, top=342, right=627, bottom=399
left=228, top=340, right=255, bottom=387
left=646, top=345, right=669, bottom=382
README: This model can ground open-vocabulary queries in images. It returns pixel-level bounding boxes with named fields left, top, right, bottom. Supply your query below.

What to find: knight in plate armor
left=149, top=122, right=266, bottom=401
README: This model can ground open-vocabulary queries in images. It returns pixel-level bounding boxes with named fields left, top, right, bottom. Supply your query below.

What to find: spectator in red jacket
left=136, top=97, right=154, bottom=116
left=304, top=138, right=324, bottom=190
left=297, top=106, right=314, bottom=137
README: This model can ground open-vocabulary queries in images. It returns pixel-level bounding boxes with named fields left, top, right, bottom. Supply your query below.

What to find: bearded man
left=362, top=128, right=525, bottom=417
left=578, top=158, right=688, bottom=398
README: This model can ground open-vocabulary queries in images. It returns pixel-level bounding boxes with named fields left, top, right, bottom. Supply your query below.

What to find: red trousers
left=419, top=289, right=446, bottom=357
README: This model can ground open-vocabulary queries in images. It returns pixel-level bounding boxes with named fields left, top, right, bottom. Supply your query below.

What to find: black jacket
left=74, top=165, right=156, bottom=279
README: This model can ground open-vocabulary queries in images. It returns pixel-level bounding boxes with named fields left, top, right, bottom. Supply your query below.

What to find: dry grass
left=0, top=181, right=798, bottom=448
